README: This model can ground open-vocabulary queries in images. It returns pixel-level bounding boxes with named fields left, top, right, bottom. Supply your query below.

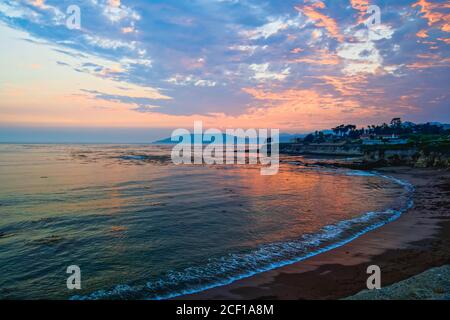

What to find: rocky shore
left=280, top=143, right=450, bottom=169
left=346, top=265, right=450, bottom=300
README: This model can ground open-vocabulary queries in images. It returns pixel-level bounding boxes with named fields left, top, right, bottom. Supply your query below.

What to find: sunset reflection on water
left=0, top=144, right=408, bottom=299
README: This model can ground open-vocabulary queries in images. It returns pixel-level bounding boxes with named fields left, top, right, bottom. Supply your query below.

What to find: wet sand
left=181, top=167, right=450, bottom=300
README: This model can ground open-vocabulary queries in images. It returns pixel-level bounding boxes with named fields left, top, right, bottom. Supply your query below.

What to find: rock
left=111, top=226, right=127, bottom=232
left=346, top=265, right=450, bottom=300
left=31, top=235, right=63, bottom=245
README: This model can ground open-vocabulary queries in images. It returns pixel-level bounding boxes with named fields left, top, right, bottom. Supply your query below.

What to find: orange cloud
left=294, top=4, right=344, bottom=42
left=290, top=49, right=341, bottom=65
left=437, top=37, right=450, bottom=44
left=310, top=1, right=326, bottom=9
left=314, top=75, right=369, bottom=96
left=121, top=26, right=135, bottom=34
left=242, top=88, right=303, bottom=101
left=29, top=0, right=47, bottom=9
left=238, top=86, right=394, bottom=130
left=242, top=87, right=364, bottom=112
left=108, top=0, right=121, bottom=7
left=350, top=0, right=370, bottom=24
left=416, top=29, right=429, bottom=38
left=350, top=0, right=370, bottom=11
left=412, top=0, right=450, bottom=33
left=407, top=54, right=450, bottom=69
left=180, top=57, right=205, bottom=70
left=290, top=47, right=303, bottom=54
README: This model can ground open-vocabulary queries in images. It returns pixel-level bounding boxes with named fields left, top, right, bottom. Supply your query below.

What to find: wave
left=345, top=170, right=376, bottom=177
left=71, top=170, right=414, bottom=300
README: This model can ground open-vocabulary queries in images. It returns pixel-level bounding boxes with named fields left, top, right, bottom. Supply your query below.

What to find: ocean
left=0, top=144, right=412, bottom=299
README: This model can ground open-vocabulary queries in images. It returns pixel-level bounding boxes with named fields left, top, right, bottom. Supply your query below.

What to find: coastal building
left=361, top=134, right=408, bottom=145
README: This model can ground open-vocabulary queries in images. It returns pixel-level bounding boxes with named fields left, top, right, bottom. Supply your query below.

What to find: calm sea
left=0, top=144, right=412, bottom=299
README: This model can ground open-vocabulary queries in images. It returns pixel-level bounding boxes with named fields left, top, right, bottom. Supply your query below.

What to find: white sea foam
left=72, top=170, right=414, bottom=301
left=345, top=170, right=376, bottom=177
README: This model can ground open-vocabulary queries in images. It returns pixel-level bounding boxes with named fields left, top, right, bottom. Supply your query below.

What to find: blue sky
left=0, top=0, right=449, bottom=142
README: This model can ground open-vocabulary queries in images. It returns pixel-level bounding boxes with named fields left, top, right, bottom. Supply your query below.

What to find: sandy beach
left=182, top=167, right=450, bottom=300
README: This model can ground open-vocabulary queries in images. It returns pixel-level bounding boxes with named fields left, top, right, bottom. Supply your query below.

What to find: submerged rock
left=30, top=235, right=64, bottom=245
left=117, top=154, right=171, bottom=164
left=110, top=226, right=127, bottom=232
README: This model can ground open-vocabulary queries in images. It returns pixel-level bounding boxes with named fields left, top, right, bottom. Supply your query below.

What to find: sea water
left=0, top=144, right=412, bottom=299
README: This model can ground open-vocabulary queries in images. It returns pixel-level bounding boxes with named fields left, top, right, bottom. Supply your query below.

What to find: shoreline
left=180, top=166, right=450, bottom=300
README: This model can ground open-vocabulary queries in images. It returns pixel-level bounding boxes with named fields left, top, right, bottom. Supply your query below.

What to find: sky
left=0, top=0, right=449, bottom=142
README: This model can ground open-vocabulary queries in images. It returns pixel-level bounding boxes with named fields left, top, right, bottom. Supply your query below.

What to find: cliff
left=280, top=143, right=450, bottom=169
left=363, top=145, right=450, bottom=168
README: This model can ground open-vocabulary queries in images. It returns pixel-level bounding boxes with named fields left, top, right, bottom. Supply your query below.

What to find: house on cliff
left=361, top=134, right=408, bottom=145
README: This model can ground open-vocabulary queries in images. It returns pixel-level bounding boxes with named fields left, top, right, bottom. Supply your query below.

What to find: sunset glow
left=0, top=0, right=449, bottom=138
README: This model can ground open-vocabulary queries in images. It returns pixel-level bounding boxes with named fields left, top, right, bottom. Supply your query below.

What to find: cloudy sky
left=0, top=0, right=449, bottom=141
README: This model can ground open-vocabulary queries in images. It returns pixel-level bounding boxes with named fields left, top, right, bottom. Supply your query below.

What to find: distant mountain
left=429, top=122, right=450, bottom=129
left=152, top=136, right=180, bottom=144
left=402, top=121, right=450, bottom=129
left=153, top=134, right=237, bottom=144
left=402, top=121, right=416, bottom=128
left=278, top=133, right=306, bottom=142
left=152, top=132, right=306, bottom=144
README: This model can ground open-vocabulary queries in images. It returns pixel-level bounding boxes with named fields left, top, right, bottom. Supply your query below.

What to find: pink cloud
left=295, top=3, right=344, bottom=42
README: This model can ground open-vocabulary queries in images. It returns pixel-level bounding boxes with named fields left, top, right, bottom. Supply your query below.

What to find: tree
left=332, top=124, right=348, bottom=137
left=332, top=126, right=340, bottom=136
left=304, top=134, right=315, bottom=143
left=317, top=131, right=325, bottom=143
left=390, top=118, right=402, bottom=128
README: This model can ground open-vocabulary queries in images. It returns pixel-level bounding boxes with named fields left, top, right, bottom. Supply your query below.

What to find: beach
left=182, top=167, right=450, bottom=300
